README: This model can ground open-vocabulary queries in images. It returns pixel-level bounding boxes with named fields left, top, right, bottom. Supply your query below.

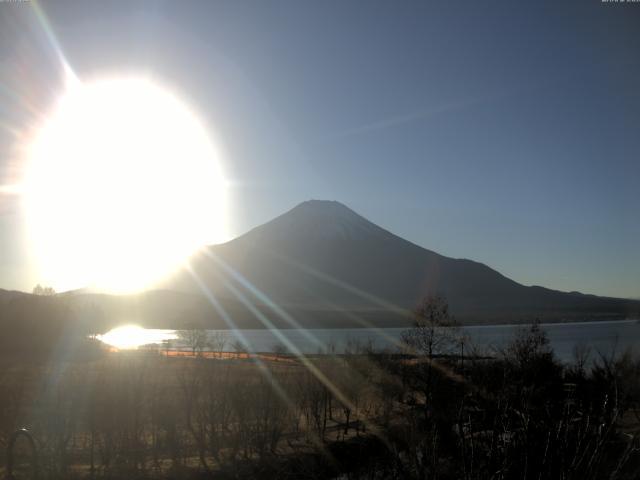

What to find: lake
left=98, top=319, right=640, bottom=363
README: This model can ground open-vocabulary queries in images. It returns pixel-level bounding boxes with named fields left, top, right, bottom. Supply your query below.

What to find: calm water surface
left=99, top=319, right=640, bottom=362
left=206, top=320, right=640, bottom=361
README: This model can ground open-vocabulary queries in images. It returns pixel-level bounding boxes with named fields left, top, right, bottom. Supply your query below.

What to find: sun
left=23, top=77, right=227, bottom=293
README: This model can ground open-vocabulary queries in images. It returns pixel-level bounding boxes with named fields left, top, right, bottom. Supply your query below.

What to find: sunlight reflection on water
left=96, top=325, right=177, bottom=350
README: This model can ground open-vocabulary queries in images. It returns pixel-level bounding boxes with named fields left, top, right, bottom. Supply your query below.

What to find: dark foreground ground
left=1, top=317, right=640, bottom=480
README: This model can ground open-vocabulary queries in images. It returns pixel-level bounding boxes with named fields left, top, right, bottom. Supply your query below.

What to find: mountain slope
left=3, top=201, right=636, bottom=332
left=164, top=200, right=639, bottom=326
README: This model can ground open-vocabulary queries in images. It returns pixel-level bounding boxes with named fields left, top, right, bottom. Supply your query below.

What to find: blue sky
left=0, top=0, right=639, bottom=298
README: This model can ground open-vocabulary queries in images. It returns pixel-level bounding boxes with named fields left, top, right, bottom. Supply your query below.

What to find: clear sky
left=0, top=0, right=638, bottom=298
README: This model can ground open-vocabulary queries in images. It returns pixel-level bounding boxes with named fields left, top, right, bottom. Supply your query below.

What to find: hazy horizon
left=2, top=198, right=638, bottom=303
left=1, top=1, right=639, bottom=298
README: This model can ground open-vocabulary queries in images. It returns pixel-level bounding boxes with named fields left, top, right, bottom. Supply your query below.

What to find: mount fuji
left=159, top=200, right=639, bottom=327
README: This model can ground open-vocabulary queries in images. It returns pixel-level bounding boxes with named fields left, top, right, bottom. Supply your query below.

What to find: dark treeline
left=0, top=297, right=639, bottom=479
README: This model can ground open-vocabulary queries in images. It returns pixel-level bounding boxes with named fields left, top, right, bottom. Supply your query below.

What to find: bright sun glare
left=96, top=325, right=177, bottom=350
left=23, top=77, right=227, bottom=293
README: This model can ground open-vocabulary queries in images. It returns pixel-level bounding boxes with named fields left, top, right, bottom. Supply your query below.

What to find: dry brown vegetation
left=0, top=342, right=391, bottom=480
left=1, top=298, right=640, bottom=479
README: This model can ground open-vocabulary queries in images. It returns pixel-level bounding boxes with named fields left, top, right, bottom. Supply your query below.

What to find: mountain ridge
left=165, top=199, right=639, bottom=326
left=2, top=200, right=638, bottom=332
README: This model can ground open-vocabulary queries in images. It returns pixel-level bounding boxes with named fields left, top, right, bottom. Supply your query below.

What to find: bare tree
left=209, top=331, right=227, bottom=358
left=503, top=320, right=553, bottom=369
left=178, top=328, right=208, bottom=357
left=401, top=295, right=459, bottom=359
left=32, top=284, right=56, bottom=296
left=401, top=295, right=461, bottom=426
